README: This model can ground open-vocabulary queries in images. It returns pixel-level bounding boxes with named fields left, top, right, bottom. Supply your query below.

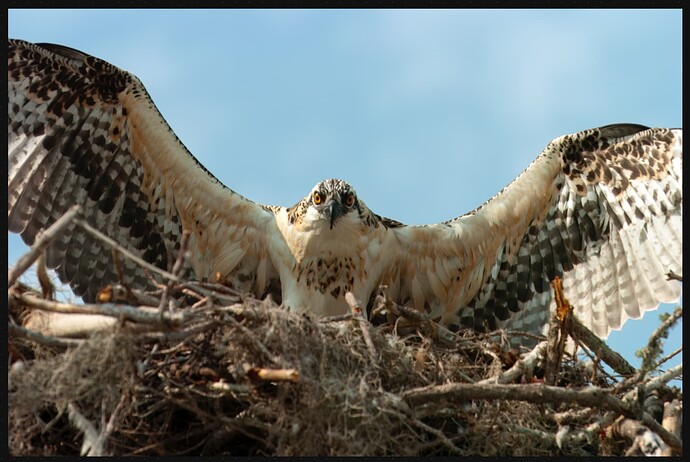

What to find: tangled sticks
left=7, top=213, right=683, bottom=456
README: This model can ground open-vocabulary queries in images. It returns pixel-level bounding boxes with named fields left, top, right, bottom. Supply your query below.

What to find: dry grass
left=8, top=276, right=682, bottom=457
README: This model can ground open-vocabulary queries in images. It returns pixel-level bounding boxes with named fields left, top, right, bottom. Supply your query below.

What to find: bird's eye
left=344, top=193, right=355, bottom=207
left=313, top=191, right=323, bottom=205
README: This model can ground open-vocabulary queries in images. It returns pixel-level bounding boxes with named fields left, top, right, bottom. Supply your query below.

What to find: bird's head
left=305, top=179, right=359, bottom=230
left=287, top=178, right=388, bottom=234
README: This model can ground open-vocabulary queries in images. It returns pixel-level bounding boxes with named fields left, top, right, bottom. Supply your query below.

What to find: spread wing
left=8, top=39, right=283, bottom=301
left=383, top=124, right=682, bottom=338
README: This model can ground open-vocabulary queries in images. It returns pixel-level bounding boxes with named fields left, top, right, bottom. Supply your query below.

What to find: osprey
left=7, top=39, right=683, bottom=339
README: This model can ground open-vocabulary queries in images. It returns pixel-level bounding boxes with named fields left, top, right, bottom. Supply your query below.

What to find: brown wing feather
left=385, top=125, right=682, bottom=339
left=8, top=39, right=282, bottom=301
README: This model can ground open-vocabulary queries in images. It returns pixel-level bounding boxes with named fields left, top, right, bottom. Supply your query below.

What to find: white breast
left=273, top=209, right=390, bottom=316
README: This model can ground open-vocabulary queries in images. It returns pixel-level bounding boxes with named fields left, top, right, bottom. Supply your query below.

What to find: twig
left=569, top=315, right=637, bottom=377
left=402, top=382, right=635, bottom=417
left=176, top=281, right=243, bottom=305
left=646, top=364, right=683, bottom=392
left=158, top=230, right=191, bottom=315
left=638, top=411, right=682, bottom=453
left=180, top=280, right=243, bottom=297
left=638, top=305, right=682, bottom=375
left=36, top=251, right=55, bottom=300
left=387, top=300, right=458, bottom=346
left=8, top=321, right=84, bottom=347
left=591, top=367, right=684, bottom=453
left=661, top=400, right=682, bottom=456
left=320, top=313, right=355, bottom=323
left=92, top=393, right=128, bottom=456
left=346, top=292, right=378, bottom=367
left=615, top=417, right=668, bottom=456
left=656, top=346, right=683, bottom=369
left=208, top=381, right=253, bottom=395
left=246, top=367, right=300, bottom=383
left=225, top=315, right=281, bottom=365
left=8, top=205, right=81, bottom=287
left=66, top=402, right=101, bottom=456
left=143, top=320, right=219, bottom=342
left=11, top=290, right=187, bottom=326
left=479, top=341, right=547, bottom=384
left=612, top=307, right=683, bottom=395
left=666, top=270, right=682, bottom=282
left=515, top=423, right=558, bottom=447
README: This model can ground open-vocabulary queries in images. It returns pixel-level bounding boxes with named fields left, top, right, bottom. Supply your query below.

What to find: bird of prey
left=8, top=39, right=683, bottom=339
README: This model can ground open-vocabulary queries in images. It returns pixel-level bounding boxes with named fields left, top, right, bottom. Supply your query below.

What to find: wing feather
left=385, top=124, right=682, bottom=338
left=8, top=39, right=283, bottom=301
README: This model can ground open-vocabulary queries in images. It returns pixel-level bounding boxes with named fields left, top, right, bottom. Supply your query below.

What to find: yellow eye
left=344, top=193, right=355, bottom=207
left=313, top=191, right=323, bottom=205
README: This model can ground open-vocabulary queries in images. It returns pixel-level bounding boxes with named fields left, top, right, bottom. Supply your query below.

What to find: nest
left=8, top=274, right=683, bottom=456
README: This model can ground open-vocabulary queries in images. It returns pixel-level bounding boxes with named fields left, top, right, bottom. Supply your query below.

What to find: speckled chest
left=294, top=253, right=359, bottom=299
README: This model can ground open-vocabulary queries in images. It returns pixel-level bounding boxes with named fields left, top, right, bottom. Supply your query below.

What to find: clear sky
left=8, top=9, right=682, bottom=377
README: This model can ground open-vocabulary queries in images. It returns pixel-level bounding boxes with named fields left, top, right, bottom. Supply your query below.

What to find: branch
left=386, top=298, right=458, bottom=346
left=665, top=270, right=682, bottom=282
left=10, top=290, right=187, bottom=326
left=346, top=292, right=378, bottom=367
left=406, top=380, right=683, bottom=451
left=92, top=393, right=128, bottom=456
left=615, top=417, right=668, bottom=456
left=8, top=321, right=84, bottom=348
left=8, top=205, right=81, bottom=287
left=646, top=364, right=683, bottom=392
left=638, top=305, right=682, bottom=375
left=246, top=367, right=300, bottom=383
left=66, top=402, right=100, bottom=456
left=570, top=315, right=637, bottom=377
left=402, top=382, right=634, bottom=417
left=479, top=341, right=547, bottom=384
left=661, top=400, right=682, bottom=456
left=158, top=230, right=191, bottom=314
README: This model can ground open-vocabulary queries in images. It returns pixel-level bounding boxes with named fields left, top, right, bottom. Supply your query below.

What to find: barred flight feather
left=8, top=39, right=682, bottom=342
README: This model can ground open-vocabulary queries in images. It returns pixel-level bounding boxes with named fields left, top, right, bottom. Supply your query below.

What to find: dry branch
left=480, top=341, right=547, bottom=384
left=615, top=418, right=668, bottom=456
left=346, top=291, right=378, bottom=367
left=7, top=238, right=684, bottom=456
left=67, top=402, right=101, bottom=456
left=247, top=367, right=300, bottom=383
left=638, top=305, right=683, bottom=374
left=158, top=230, right=191, bottom=314
left=8, top=322, right=83, bottom=348
left=10, top=290, right=187, bottom=326
left=402, top=382, right=634, bottom=416
left=570, top=315, right=637, bottom=377
left=8, top=204, right=81, bottom=287
left=661, top=400, right=682, bottom=456
left=384, top=297, right=458, bottom=346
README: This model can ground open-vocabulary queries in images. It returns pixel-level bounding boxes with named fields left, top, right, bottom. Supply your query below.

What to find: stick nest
left=8, top=279, right=683, bottom=456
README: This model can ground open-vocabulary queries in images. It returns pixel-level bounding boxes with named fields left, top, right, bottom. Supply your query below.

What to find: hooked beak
left=326, top=200, right=343, bottom=230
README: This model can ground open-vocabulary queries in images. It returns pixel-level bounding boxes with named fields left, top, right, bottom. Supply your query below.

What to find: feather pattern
left=385, top=125, right=682, bottom=338
left=8, top=39, right=682, bottom=341
left=8, top=39, right=282, bottom=301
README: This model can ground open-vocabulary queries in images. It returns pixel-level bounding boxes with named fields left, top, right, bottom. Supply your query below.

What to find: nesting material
left=8, top=278, right=682, bottom=456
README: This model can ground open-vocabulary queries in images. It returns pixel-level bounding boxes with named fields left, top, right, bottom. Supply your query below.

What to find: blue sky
left=8, top=9, right=682, bottom=375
